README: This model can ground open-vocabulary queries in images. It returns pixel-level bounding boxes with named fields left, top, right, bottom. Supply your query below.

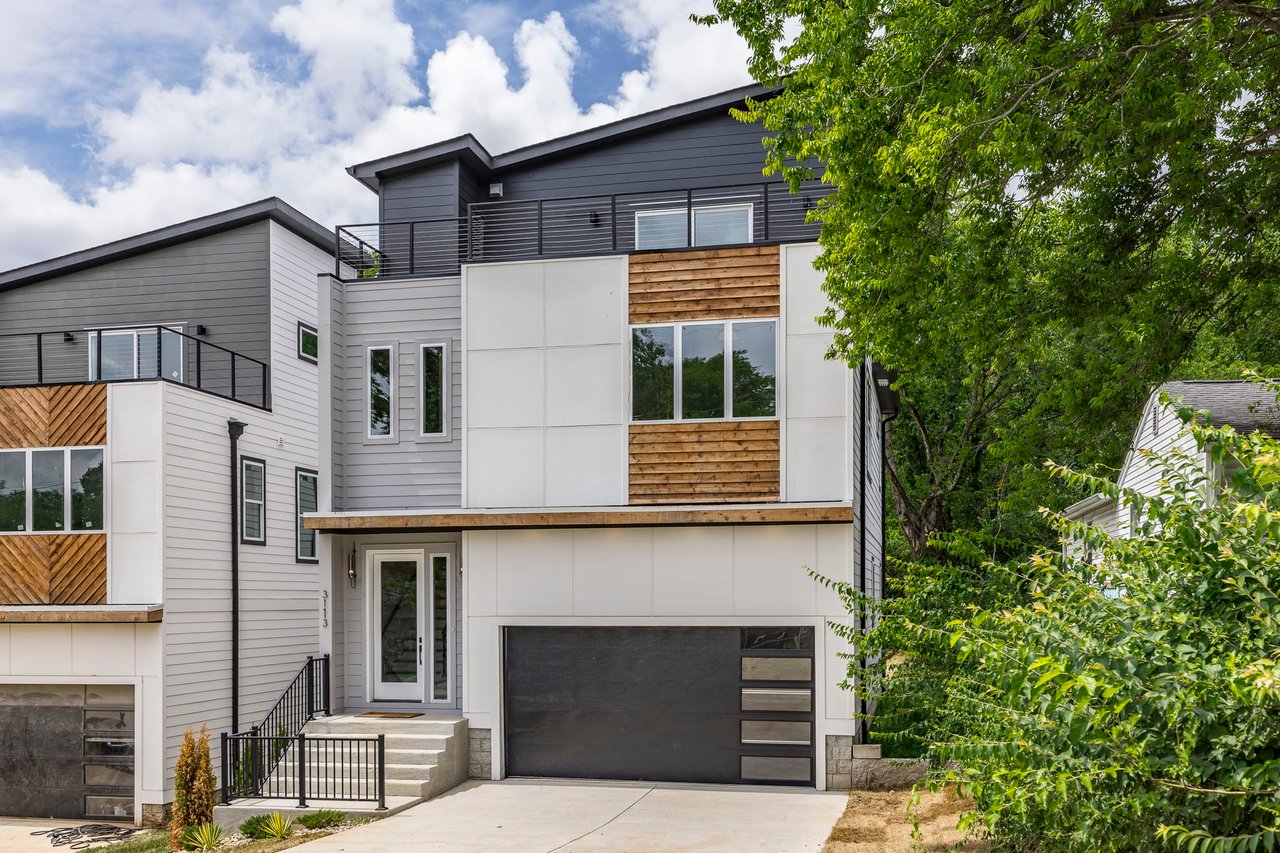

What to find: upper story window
left=89, top=326, right=183, bottom=382
left=631, top=320, right=777, bottom=422
left=298, top=322, right=319, bottom=364
left=0, top=447, right=104, bottom=533
left=420, top=343, right=447, bottom=438
left=368, top=345, right=394, bottom=439
left=295, top=468, right=318, bottom=563
left=634, top=204, right=753, bottom=251
left=241, top=457, right=266, bottom=545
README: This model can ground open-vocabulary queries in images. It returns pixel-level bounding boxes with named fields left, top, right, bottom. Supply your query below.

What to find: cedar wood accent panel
left=629, top=421, right=780, bottom=504
left=0, top=385, right=107, bottom=448
left=629, top=245, right=780, bottom=323
left=0, top=534, right=107, bottom=605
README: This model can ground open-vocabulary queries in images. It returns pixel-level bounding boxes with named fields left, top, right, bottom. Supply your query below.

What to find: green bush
left=181, top=823, right=222, bottom=853
left=932, top=396, right=1280, bottom=851
left=237, top=814, right=270, bottom=839
left=298, top=809, right=346, bottom=829
left=260, top=812, right=294, bottom=840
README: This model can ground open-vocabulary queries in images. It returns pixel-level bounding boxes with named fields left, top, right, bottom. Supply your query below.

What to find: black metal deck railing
left=335, top=179, right=832, bottom=281
left=0, top=325, right=271, bottom=410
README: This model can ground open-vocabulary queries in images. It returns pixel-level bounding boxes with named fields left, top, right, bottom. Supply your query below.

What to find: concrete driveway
left=0, top=817, right=135, bottom=852
left=295, top=779, right=844, bottom=853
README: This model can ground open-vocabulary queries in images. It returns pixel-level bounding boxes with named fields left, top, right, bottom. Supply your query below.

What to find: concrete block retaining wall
left=825, top=736, right=928, bottom=791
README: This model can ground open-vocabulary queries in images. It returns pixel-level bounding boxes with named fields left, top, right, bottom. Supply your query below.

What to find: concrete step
left=213, top=796, right=419, bottom=830
left=272, top=760, right=437, bottom=781
left=259, top=776, right=431, bottom=798
left=304, top=716, right=464, bottom=737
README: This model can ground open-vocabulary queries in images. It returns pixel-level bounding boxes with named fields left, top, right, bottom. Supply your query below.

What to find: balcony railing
left=335, top=180, right=832, bottom=281
left=0, top=325, right=270, bottom=410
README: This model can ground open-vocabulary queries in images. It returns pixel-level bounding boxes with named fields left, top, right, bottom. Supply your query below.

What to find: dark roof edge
left=0, top=198, right=334, bottom=291
left=345, top=82, right=780, bottom=192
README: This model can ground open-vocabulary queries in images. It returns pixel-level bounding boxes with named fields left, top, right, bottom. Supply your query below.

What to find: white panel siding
left=108, top=383, right=165, bottom=604
left=159, top=223, right=325, bottom=796
left=463, top=256, right=628, bottom=508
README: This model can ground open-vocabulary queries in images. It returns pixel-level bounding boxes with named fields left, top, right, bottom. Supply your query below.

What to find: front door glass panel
left=378, top=559, right=420, bottom=690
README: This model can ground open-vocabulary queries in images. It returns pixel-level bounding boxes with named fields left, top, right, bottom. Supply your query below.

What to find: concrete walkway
left=0, top=817, right=134, bottom=852
left=294, top=779, right=845, bottom=852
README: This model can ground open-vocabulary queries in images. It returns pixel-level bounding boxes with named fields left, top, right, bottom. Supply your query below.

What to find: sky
left=0, top=0, right=756, bottom=271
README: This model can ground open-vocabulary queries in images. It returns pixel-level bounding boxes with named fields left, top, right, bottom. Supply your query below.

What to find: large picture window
left=367, top=345, right=393, bottom=439
left=295, top=468, right=318, bottom=562
left=631, top=320, right=777, bottom=422
left=420, top=343, right=447, bottom=438
left=241, top=457, right=266, bottom=545
left=0, top=447, right=104, bottom=534
left=89, top=326, right=183, bottom=381
left=634, top=203, right=753, bottom=251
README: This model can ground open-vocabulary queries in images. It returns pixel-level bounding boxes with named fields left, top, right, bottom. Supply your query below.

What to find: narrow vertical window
left=368, top=346, right=393, bottom=438
left=32, top=450, right=65, bottom=532
left=681, top=323, right=725, bottom=419
left=631, top=326, right=675, bottom=421
left=420, top=344, right=447, bottom=437
left=0, top=451, right=25, bottom=532
left=431, top=554, right=449, bottom=701
left=241, top=458, right=266, bottom=544
left=298, top=322, right=319, bottom=364
left=69, top=449, right=104, bottom=531
left=296, top=469, right=318, bottom=562
left=730, top=320, right=777, bottom=418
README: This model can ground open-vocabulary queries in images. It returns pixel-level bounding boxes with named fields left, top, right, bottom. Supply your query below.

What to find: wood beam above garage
left=305, top=503, right=852, bottom=533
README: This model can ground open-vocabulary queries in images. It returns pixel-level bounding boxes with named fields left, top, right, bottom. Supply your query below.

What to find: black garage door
left=503, top=626, right=814, bottom=785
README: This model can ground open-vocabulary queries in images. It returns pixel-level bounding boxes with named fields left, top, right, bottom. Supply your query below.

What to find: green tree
left=700, top=0, right=1280, bottom=554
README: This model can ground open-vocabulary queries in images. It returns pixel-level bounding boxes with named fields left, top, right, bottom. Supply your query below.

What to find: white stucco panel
left=783, top=243, right=826, bottom=336
left=544, top=257, right=626, bottom=347
left=544, top=425, right=625, bottom=506
left=466, top=429, right=545, bottom=508
left=465, top=263, right=545, bottom=350
left=786, top=417, right=849, bottom=503
left=466, top=349, right=546, bottom=429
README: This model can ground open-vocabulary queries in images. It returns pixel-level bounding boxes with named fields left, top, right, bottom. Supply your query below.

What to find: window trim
left=633, top=202, right=755, bottom=251
left=630, top=318, right=778, bottom=424
left=87, top=324, right=185, bottom=382
left=417, top=341, right=450, bottom=441
left=295, top=467, right=319, bottom=563
left=0, top=446, right=107, bottom=536
left=297, top=322, right=319, bottom=365
left=366, top=344, right=396, bottom=441
left=240, top=456, right=267, bottom=546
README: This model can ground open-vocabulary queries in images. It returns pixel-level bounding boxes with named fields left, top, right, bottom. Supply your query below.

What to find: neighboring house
left=1064, top=380, right=1280, bottom=550
left=307, top=84, right=896, bottom=793
left=0, top=199, right=333, bottom=822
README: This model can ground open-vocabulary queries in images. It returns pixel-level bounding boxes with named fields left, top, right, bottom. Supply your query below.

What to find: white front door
left=370, top=548, right=455, bottom=703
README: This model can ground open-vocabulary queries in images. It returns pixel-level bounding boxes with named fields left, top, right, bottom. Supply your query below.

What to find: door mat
left=356, top=712, right=423, bottom=719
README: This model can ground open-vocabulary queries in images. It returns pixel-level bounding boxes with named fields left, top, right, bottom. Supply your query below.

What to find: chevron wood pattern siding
left=0, top=385, right=107, bottom=449
left=629, top=245, right=780, bottom=323
left=629, top=421, right=780, bottom=504
left=0, top=534, right=106, bottom=605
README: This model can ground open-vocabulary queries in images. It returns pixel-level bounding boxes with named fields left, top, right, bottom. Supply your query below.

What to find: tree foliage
left=701, top=0, right=1280, bottom=553
left=835, top=402, right=1280, bottom=851
left=170, top=724, right=216, bottom=851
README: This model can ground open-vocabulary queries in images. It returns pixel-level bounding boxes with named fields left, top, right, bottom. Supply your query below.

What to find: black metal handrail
left=0, top=325, right=271, bottom=410
left=253, top=654, right=330, bottom=742
left=334, top=179, right=832, bottom=282
left=221, top=731, right=386, bottom=809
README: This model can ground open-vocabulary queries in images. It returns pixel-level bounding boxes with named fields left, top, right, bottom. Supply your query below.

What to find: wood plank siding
left=629, top=421, right=780, bottom=504
left=629, top=246, right=780, bottom=323
left=0, top=534, right=107, bottom=605
left=0, top=385, right=106, bottom=448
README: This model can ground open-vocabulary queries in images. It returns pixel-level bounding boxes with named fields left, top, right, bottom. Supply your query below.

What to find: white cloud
left=0, top=1, right=756, bottom=270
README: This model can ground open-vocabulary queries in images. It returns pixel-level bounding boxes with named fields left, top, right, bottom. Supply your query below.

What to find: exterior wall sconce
left=489, top=182, right=504, bottom=198
left=347, top=547, right=358, bottom=588
left=63, top=332, right=76, bottom=343
left=196, top=325, right=208, bottom=336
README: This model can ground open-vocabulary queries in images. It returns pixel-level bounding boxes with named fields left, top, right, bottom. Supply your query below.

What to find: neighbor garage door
left=503, top=626, right=814, bottom=785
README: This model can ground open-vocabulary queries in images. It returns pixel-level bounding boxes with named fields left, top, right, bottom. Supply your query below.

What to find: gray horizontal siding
left=0, top=223, right=271, bottom=366
left=340, top=277, right=462, bottom=510
left=381, top=162, right=459, bottom=224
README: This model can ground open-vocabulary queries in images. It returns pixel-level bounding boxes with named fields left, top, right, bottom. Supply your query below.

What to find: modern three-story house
left=306, top=84, right=894, bottom=793
left=0, top=199, right=333, bottom=822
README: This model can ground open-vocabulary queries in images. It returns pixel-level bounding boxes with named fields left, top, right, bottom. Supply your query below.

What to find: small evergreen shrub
left=238, top=814, right=270, bottom=839
left=182, top=823, right=223, bottom=852
left=170, top=724, right=217, bottom=850
left=298, top=809, right=346, bottom=829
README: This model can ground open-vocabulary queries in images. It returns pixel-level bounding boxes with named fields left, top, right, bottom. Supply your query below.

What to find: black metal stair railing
left=221, top=654, right=387, bottom=808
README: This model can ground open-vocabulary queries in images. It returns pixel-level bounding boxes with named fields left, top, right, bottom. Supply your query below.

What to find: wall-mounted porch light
left=347, top=547, right=358, bottom=588
left=63, top=332, right=76, bottom=343
left=489, top=182, right=504, bottom=198
left=196, top=325, right=208, bottom=336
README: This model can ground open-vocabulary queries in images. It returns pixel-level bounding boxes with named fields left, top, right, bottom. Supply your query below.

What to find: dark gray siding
left=0, top=222, right=271, bottom=366
left=381, top=162, right=459, bottom=224
left=494, top=112, right=770, bottom=199
left=458, top=162, right=487, bottom=215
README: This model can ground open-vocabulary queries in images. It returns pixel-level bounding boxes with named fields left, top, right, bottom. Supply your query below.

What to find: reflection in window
left=635, top=210, right=688, bottom=250
left=241, top=458, right=265, bottom=543
left=69, top=449, right=104, bottom=531
left=90, top=327, right=182, bottom=381
left=0, top=451, right=24, bottom=532
left=296, top=470, right=318, bottom=561
left=693, top=205, right=752, bottom=246
left=432, top=555, right=449, bottom=701
left=421, top=344, right=446, bottom=436
left=631, top=327, right=675, bottom=421
left=369, top=346, right=392, bottom=437
left=731, top=321, right=777, bottom=418
left=32, top=450, right=64, bottom=532
left=682, top=324, right=725, bottom=419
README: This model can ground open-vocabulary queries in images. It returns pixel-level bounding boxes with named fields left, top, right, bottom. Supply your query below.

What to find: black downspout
left=856, top=360, right=867, bottom=745
left=228, top=419, right=246, bottom=734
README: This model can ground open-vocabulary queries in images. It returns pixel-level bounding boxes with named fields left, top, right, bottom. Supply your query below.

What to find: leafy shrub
left=238, top=814, right=270, bottom=839
left=260, top=812, right=294, bottom=840
left=931, top=399, right=1280, bottom=851
left=170, top=724, right=216, bottom=850
left=182, top=823, right=223, bottom=853
left=298, top=809, right=346, bottom=829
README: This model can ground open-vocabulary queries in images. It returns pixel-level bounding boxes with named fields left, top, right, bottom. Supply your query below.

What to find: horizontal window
left=0, top=448, right=104, bottom=534
left=741, top=688, right=812, bottom=713
left=741, top=627, right=815, bottom=651
left=741, top=720, right=812, bottom=746
left=740, top=755, right=810, bottom=782
left=631, top=320, right=776, bottom=422
left=89, top=326, right=183, bottom=381
left=741, top=657, right=813, bottom=682
left=634, top=203, right=753, bottom=251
